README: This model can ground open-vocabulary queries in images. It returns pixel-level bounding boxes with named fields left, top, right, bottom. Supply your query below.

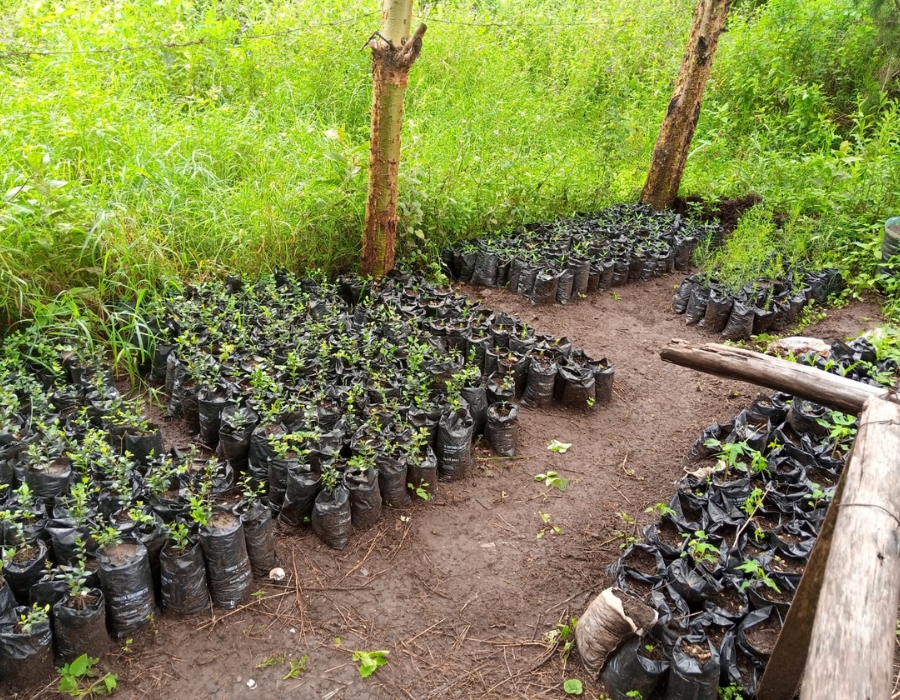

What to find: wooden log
left=800, top=397, right=900, bottom=699
left=659, top=339, right=885, bottom=415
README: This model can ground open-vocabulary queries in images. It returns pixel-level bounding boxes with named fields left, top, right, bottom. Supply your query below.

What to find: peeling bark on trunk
left=360, top=1, right=426, bottom=278
left=640, top=0, right=731, bottom=211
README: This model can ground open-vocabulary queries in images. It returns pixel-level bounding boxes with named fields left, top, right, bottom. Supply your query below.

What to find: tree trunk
left=640, top=0, right=731, bottom=211
left=360, top=1, right=426, bottom=278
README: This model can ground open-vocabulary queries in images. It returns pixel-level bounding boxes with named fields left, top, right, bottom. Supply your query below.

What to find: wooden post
left=360, top=1, right=426, bottom=278
left=755, top=452, right=848, bottom=700
left=640, top=0, right=731, bottom=210
left=659, top=340, right=886, bottom=415
left=800, top=397, right=900, bottom=698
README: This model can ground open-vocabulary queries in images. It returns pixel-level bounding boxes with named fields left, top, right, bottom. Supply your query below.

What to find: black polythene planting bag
left=722, top=301, right=755, bottom=340
left=436, top=407, right=474, bottom=481
left=601, top=635, right=670, bottom=700
left=700, top=288, right=733, bottom=333
left=522, top=356, right=557, bottom=408
left=0, top=605, right=54, bottom=682
left=673, top=277, right=696, bottom=314
left=344, top=468, right=383, bottom=530
left=53, top=589, right=109, bottom=662
left=242, top=502, right=276, bottom=577
left=159, top=540, right=211, bottom=615
left=376, top=453, right=410, bottom=508
left=485, top=402, right=518, bottom=457
left=3, top=539, right=49, bottom=604
left=200, top=511, right=253, bottom=610
left=312, top=485, right=353, bottom=551
left=280, top=465, right=323, bottom=527
left=684, top=285, right=710, bottom=326
left=407, top=445, right=438, bottom=499
left=665, top=634, right=720, bottom=700
left=557, top=365, right=596, bottom=410
left=97, top=541, right=159, bottom=637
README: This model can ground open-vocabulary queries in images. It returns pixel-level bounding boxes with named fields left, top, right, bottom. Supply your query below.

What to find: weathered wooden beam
left=659, top=340, right=885, bottom=415
left=755, top=447, right=849, bottom=700
left=800, top=397, right=900, bottom=699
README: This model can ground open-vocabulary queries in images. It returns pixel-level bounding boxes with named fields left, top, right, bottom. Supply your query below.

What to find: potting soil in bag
left=456, top=249, right=477, bottom=282
left=752, top=305, right=775, bottom=335
left=124, top=427, right=164, bottom=465
left=217, top=405, right=258, bottom=469
left=569, top=258, right=591, bottom=297
left=591, top=359, right=615, bottom=405
left=28, top=575, right=68, bottom=609
left=345, top=468, right=383, bottom=529
left=150, top=342, right=173, bottom=382
left=0, top=605, right=53, bottom=682
left=514, top=264, right=538, bottom=297
left=97, top=542, right=158, bottom=637
left=376, top=453, right=410, bottom=508
left=522, top=356, right=557, bottom=408
left=601, top=635, right=670, bottom=700
left=556, top=269, right=575, bottom=304
left=460, top=384, right=488, bottom=436
left=53, top=589, right=109, bottom=661
left=471, top=246, right=499, bottom=287
left=159, top=540, right=210, bottom=615
left=673, top=278, right=696, bottom=314
left=485, top=402, right=518, bottom=457
left=557, top=365, right=596, bottom=410
left=0, top=579, right=15, bottom=624
left=530, top=269, right=559, bottom=306
left=722, top=301, right=755, bottom=340
left=407, top=445, right=438, bottom=498
left=700, top=288, right=733, bottom=333
left=684, top=286, right=710, bottom=326
left=24, top=459, right=72, bottom=500
left=200, top=511, right=253, bottom=609
left=575, top=587, right=658, bottom=676
left=242, top=502, right=276, bottom=577
left=4, top=539, right=49, bottom=603
left=665, top=634, right=720, bottom=700
left=436, top=407, right=474, bottom=481
left=281, top=466, right=322, bottom=526
left=736, top=605, right=781, bottom=665
left=312, top=485, right=353, bottom=551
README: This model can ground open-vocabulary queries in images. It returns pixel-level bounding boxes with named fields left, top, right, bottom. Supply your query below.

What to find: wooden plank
left=800, top=397, right=900, bottom=699
left=755, top=447, right=849, bottom=700
left=659, top=340, right=885, bottom=415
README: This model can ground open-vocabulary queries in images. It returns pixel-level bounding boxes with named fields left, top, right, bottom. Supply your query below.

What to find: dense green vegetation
left=1, top=0, right=898, bottom=332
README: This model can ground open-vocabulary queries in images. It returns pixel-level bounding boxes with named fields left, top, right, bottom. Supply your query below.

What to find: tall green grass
left=1, top=0, right=898, bottom=335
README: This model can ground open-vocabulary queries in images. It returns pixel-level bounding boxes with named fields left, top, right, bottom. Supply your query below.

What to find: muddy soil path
left=15, top=277, right=882, bottom=700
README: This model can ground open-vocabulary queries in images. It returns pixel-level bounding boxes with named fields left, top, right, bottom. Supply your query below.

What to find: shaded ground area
left=11, top=275, right=883, bottom=700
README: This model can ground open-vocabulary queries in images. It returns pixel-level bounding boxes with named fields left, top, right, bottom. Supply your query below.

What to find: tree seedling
left=718, top=683, right=745, bottom=700
left=735, top=559, right=780, bottom=593
left=547, top=439, right=572, bottom=453
left=407, top=479, right=431, bottom=501
left=535, top=471, right=568, bottom=492
left=256, top=653, right=286, bottom=669
left=536, top=511, right=562, bottom=538
left=352, top=650, right=388, bottom=678
left=544, top=617, right=578, bottom=661
left=283, top=655, right=309, bottom=680
left=57, top=654, right=118, bottom=699
left=645, top=502, right=676, bottom=518
left=682, top=530, right=719, bottom=565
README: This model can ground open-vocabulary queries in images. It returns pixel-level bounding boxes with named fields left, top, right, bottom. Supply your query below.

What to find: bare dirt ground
left=10, top=275, right=883, bottom=700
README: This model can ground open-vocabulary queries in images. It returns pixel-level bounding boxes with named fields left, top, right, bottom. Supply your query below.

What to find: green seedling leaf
left=563, top=678, right=584, bottom=695
left=352, top=650, right=389, bottom=678
left=548, top=440, right=572, bottom=453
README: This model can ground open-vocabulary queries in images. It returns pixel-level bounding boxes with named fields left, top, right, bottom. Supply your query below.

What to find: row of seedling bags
left=148, top=270, right=616, bottom=550
left=575, top=337, right=881, bottom=700
left=673, top=268, right=844, bottom=340
left=442, top=204, right=723, bottom=304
